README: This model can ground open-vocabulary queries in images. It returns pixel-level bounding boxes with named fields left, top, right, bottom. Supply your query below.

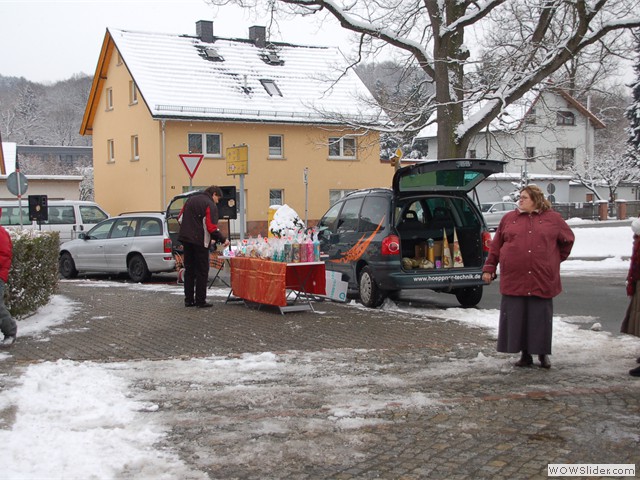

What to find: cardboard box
left=325, top=271, right=348, bottom=302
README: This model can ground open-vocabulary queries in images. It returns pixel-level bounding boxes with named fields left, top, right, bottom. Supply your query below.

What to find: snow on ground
left=0, top=223, right=638, bottom=479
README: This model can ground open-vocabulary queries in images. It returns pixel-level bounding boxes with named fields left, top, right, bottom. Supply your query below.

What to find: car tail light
left=164, top=238, right=172, bottom=255
left=482, top=231, right=492, bottom=252
left=382, top=235, right=400, bottom=255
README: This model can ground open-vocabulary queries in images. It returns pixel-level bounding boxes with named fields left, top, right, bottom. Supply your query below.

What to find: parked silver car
left=480, top=202, right=518, bottom=230
left=59, top=212, right=176, bottom=282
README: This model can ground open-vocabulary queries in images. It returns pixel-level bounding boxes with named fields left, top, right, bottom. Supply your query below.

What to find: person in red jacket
left=177, top=186, right=229, bottom=308
left=482, top=184, right=574, bottom=369
left=0, top=223, right=17, bottom=348
left=621, top=216, right=640, bottom=377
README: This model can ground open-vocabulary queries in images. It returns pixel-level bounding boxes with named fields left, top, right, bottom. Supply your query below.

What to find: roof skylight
left=260, top=79, right=282, bottom=97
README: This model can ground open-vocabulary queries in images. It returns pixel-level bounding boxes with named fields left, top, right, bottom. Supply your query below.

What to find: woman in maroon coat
left=621, top=216, right=640, bottom=377
left=482, top=185, right=574, bottom=369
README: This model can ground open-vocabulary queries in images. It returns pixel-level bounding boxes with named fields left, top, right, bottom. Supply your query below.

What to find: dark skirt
left=621, top=282, right=640, bottom=337
left=497, top=295, right=553, bottom=355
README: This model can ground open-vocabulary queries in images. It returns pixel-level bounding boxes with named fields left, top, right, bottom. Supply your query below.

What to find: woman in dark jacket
left=482, top=184, right=574, bottom=369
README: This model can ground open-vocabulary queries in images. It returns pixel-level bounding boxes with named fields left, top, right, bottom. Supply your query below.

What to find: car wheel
left=454, top=286, right=483, bottom=308
left=358, top=265, right=385, bottom=308
left=128, top=254, right=151, bottom=282
left=59, top=252, right=78, bottom=279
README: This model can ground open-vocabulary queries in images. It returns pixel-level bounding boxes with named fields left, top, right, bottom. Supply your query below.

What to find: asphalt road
left=395, top=268, right=629, bottom=336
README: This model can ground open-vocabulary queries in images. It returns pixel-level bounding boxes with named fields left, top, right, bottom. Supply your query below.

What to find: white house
left=414, top=87, right=606, bottom=202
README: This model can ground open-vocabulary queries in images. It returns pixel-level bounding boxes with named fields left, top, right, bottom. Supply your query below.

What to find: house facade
left=81, top=21, right=388, bottom=236
left=415, top=88, right=606, bottom=203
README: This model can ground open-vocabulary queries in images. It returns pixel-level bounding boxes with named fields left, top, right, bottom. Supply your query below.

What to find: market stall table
left=227, top=257, right=326, bottom=313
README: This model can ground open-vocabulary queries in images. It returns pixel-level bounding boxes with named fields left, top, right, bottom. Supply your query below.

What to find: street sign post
left=179, top=154, right=204, bottom=191
left=226, top=145, right=249, bottom=240
left=226, top=145, right=249, bottom=176
left=6, top=170, right=28, bottom=226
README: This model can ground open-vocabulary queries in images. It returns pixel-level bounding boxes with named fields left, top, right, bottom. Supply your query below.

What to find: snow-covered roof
left=106, top=26, right=382, bottom=125
left=416, top=88, right=605, bottom=140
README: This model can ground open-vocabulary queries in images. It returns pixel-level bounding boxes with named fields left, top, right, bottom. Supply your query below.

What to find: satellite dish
left=547, top=183, right=556, bottom=194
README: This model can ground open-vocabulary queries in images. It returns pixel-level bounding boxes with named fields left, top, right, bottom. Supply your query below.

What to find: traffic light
left=28, top=195, right=48, bottom=222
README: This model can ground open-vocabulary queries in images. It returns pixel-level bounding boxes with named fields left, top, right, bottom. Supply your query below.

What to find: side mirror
left=79, top=233, right=88, bottom=240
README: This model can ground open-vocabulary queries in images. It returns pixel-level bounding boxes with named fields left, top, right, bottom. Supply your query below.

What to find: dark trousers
left=183, top=241, right=210, bottom=305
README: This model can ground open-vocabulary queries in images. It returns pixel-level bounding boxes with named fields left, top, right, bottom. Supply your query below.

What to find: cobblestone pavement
left=2, top=278, right=639, bottom=479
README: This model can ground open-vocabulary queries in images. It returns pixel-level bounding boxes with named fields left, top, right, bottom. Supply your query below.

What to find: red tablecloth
left=230, top=257, right=326, bottom=307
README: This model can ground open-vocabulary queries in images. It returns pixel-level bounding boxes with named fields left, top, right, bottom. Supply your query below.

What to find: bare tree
left=207, top=0, right=640, bottom=159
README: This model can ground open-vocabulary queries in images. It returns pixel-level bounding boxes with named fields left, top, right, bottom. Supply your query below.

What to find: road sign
left=179, top=154, right=204, bottom=179
left=6, top=171, right=28, bottom=196
left=226, top=145, right=248, bottom=176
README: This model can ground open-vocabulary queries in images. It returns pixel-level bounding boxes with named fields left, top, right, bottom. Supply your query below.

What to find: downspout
left=161, top=120, right=166, bottom=208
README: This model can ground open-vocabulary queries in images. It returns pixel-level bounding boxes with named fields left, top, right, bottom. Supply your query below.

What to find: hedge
left=5, top=228, right=59, bottom=318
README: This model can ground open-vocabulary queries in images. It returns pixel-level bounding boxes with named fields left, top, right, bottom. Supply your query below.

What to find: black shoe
left=185, top=300, right=195, bottom=307
left=195, top=302, right=213, bottom=308
left=538, top=355, right=551, bottom=369
left=515, top=352, right=533, bottom=367
left=0, top=335, right=16, bottom=348
left=630, top=366, right=640, bottom=377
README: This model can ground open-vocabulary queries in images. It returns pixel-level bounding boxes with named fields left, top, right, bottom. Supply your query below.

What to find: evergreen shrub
left=5, top=229, right=59, bottom=318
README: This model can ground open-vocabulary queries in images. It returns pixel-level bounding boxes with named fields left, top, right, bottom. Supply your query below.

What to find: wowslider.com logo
left=548, top=464, right=635, bottom=477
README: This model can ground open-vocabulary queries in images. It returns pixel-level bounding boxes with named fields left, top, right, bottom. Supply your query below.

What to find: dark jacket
left=178, top=192, right=226, bottom=248
left=482, top=208, right=574, bottom=298
left=0, top=226, right=12, bottom=283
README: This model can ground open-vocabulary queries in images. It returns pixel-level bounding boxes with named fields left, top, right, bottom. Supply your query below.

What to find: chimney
left=249, top=25, right=266, bottom=48
left=196, top=20, right=214, bottom=43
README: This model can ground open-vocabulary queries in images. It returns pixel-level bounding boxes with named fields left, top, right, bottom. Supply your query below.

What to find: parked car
left=317, top=158, right=506, bottom=308
left=480, top=201, right=518, bottom=230
left=59, top=212, right=176, bottom=282
left=0, top=200, right=109, bottom=243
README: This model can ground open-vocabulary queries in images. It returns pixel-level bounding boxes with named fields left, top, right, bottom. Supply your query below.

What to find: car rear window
left=399, top=170, right=485, bottom=192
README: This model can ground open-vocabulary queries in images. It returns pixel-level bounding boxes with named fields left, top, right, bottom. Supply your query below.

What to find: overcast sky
left=0, top=0, right=348, bottom=84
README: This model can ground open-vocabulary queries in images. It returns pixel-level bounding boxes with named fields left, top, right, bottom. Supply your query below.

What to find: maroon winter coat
left=482, top=209, right=574, bottom=298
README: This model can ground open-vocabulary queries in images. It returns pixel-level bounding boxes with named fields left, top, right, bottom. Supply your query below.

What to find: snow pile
left=268, top=204, right=305, bottom=238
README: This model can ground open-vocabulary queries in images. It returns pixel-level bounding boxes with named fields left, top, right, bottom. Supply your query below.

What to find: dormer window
left=260, top=79, right=282, bottom=97
left=260, top=49, right=284, bottom=66
left=204, top=47, right=224, bottom=61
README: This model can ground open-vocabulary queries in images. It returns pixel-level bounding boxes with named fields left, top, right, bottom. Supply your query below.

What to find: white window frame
left=526, top=146, right=535, bottom=159
left=131, top=135, right=139, bottom=161
left=556, top=148, right=575, bottom=170
left=129, top=81, right=138, bottom=105
left=557, top=111, right=576, bottom=126
left=107, top=139, right=115, bottom=163
left=106, top=87, right=113, bottom=110
left=188, top=133, right=222, bottom=158
left=328, top=137, right=357, bottom=160
left=268, top=135, right=283, bottom=159
left=269, top=189, right=284, bottom=206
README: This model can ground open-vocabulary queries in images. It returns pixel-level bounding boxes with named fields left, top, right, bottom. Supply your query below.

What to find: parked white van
left=0, top=200, right=109, bottom=242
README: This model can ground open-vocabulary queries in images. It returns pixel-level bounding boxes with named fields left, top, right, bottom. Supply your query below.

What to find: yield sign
left=179, top=154, right=204, bottom=179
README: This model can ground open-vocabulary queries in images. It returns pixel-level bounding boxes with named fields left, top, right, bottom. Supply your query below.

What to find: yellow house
left=81, top=20, right=390, bottom=237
